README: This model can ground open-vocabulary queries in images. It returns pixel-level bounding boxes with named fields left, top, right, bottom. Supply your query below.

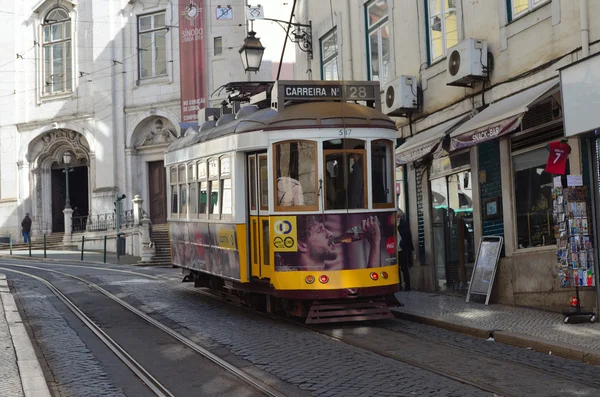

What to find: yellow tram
left=165, top=80, right=400, bottom=323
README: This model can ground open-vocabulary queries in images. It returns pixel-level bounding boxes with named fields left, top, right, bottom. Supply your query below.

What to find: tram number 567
left=339, top=129, right=352, bottom=136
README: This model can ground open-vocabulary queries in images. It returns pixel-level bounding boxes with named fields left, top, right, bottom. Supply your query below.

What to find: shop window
left=138, top=11, right=167, bottom=79
left=509, top=0, right=549, bottom=21
left=42, top=7, right=73, bottom=95
left=366, top=0, right=391, bottom=85
left=323, top=139, right=367, bottom=210
left=513, top=146, right=568, bottom=249
left=427, top=0, right=461, bottom=63
left=371, top=140, right=394, bottom=207
left=320, top=28, right=339, bottom=81
left=274, top=141, right=317, bottom=211
left=396, top=166, right=407, bottom=213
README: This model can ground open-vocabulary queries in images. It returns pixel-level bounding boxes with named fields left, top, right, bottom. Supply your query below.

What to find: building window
left=366, top=0, right=390, bottom=85
left=42, top=8, right=72, bottom=95
left=214, top=36, right=223, bottom=56
left=320, top=28, right=338, bottom=80
left=510, top=0, right=549, bottom=20
left=274, top=141, right=318, bottom=211
left=427, top=0, right=460, bottom=62
left=138, top=11, right=167, bottom=79
left=371, top=140, right=394, bottom=208
left=513, top=145, right=568, bottom=249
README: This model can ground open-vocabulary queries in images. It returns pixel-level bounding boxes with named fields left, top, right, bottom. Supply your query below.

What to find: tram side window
left=209, top=180, right=220, bottom=215
left=371, top=140, right=394, bottom=207
left=220, top=156, right=232, bottom=216
left=188, top=163, right=197, bottom=215
left=179, top=165, right=187, bottom=217
left=170, top=167, right=178, bottom=216
left=274, top=141, right=317, bottom=211
left=198, top=161, right=207, bottom=216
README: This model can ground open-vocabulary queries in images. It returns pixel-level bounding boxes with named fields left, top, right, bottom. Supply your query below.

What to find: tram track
left=0, top=263, right=287, bottom=397
left=3, top=260, right=599, bottom=397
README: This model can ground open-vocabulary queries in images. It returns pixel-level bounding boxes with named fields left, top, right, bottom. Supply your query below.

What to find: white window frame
left=427, top=0, right=461, bottom=62
left=511, top=0, right=550, bottom=20
left=41, top=7, right=73, bottom=96
left=320, top=28, right=339, bottom=81
left=214, top=36, right=223, bottom=56
left=366, top=0, right=390, bottom=86
left=138, top=11, right=168, bottom=79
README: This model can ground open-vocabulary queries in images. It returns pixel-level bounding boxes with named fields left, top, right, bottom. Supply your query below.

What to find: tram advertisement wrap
left=274, top=211, right=398, bottom=271
left=178, top=1, right=207, bottom=123
left=170, top=221, right=241, bottom=279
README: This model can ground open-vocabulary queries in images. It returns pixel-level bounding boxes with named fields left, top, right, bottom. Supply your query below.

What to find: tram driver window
left=323, top=139, right=367, bottom=210
left=274, top=141, right=317, bottom=211
left=371, top=140, right=394, bottom=207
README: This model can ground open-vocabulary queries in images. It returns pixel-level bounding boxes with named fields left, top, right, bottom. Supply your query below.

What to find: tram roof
left=166, top=101, right=396, bottom=153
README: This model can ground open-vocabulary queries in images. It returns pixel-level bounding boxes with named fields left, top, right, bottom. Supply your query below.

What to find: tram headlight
left=305, top=275, right=315, bottom=284
left=370, top=272, right=379, bottom=281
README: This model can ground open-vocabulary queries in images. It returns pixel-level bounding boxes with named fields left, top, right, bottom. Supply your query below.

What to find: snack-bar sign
left=282, top=84, right=376, bottom=101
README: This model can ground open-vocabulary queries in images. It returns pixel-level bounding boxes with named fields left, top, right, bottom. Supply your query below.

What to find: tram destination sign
left=271, top=80, right=381, bottom=111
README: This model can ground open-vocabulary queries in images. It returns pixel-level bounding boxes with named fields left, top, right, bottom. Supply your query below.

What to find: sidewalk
left=0, top=249, right=143, bottom=266
left=392, top=290, right=600, bottom=364
left=0, top=274, right=51, bottom=397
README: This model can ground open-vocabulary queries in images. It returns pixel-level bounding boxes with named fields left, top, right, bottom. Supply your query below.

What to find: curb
left=0, top=274, right=52, bottom=397
left=0, top=253, right=146, bottom=267
left=391, top=309, right=600, bottom=364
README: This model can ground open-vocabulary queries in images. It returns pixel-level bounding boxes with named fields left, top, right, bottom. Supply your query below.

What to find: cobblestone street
left=2, top=261, right=600, bottom=397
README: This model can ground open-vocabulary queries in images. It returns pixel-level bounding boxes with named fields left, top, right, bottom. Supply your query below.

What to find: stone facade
left=0, top=0, right=270, bottom=239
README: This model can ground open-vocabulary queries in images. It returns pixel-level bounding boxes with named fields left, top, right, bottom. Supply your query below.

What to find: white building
left=293, top=0, right=600, bottom=311
left=0, top=0, right=276, bottom=240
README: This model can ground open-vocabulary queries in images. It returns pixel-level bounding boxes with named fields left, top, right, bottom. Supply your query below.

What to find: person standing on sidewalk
left=397, top=209, right=413, bottom=291
left=21, top=213, right=32, bottom=243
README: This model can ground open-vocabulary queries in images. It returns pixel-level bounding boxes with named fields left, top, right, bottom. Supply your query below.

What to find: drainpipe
left=580, top=0, right=589, bottom=57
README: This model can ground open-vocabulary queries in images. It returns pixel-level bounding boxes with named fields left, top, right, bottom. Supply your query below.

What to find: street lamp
left=62, top=152, right=73, bottom=209
left=239, top=31, right=265, bottom=73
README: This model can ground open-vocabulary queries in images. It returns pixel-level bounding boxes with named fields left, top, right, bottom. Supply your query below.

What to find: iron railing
left=72, top=210, right=139, bottom=233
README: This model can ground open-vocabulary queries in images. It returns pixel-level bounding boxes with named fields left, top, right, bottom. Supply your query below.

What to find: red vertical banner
left=179, top=1, right=207, bottom=124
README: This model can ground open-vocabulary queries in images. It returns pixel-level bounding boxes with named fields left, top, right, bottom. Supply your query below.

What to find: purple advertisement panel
left=170, top=221, right=241, bottom=279
left=274, top=211, right=397, bottom=272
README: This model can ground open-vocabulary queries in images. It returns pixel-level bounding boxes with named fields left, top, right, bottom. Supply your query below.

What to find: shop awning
left=449, top=78, right=559, bottom=151
left=395, top=114, right=473, bottom=165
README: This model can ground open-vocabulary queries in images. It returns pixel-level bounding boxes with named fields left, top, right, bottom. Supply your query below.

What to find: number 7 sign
left=545, top=141, right=571, bottom=175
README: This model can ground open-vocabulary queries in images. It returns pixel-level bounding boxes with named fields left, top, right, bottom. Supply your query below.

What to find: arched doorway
left=28, top=129, right=91, bottom=234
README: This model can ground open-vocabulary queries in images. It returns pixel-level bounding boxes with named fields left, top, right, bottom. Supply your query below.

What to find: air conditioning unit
left=446, top=38, right=488, bottom=87
left=382, top=75, right=418, bottom=116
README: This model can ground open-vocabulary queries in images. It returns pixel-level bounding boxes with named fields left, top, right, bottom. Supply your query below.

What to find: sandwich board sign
left=466, top=236, right=503, bottom=305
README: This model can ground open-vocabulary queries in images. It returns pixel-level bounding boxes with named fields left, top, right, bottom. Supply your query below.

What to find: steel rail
left=0, top=263, right=286, bottom=397
left=0, top=267, right=174, bottom=397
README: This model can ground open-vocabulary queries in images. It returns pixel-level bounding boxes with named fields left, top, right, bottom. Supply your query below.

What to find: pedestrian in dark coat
left=21, top=213, right=32, bottom=243
left=397, top=209, right=414, bottom=291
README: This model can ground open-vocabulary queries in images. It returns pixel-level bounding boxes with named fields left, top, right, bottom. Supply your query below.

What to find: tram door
left=247, top=153, right=272, bottom=279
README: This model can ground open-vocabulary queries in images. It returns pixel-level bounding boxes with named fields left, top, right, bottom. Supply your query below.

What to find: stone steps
left=142, top=223, right=173, bottom=267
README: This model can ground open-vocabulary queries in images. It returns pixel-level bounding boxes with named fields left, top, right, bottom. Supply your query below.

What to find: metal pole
left=103, top=235, right=107, bottom=263
left=44, top=234, right=47, bottom=258
left=64, top=165, right=71, bottom=208
left=28, top=236, right=31, bottom=257
left=9, top=233, right=12, bottom=255
left=81, top=235, right=85, bottom=261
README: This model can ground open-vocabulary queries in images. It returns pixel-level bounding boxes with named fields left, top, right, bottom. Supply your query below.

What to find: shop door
left=430, top=170, right=475, bottom=291
left=247, top=153, right=271, bottom=279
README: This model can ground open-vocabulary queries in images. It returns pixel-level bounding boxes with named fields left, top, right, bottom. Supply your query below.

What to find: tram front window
left=323, top=139, right=366, bottom=210
left=274, top=141, right=317, bottom=210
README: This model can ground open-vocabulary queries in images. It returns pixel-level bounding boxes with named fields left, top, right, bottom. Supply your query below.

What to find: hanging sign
left=545, top=141, right=571, bottom=175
